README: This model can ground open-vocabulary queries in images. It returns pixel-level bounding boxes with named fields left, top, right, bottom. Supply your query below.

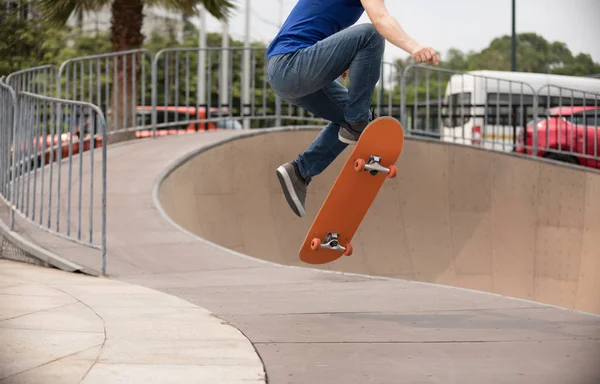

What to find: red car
left=516, top=106, right=600, bottom=169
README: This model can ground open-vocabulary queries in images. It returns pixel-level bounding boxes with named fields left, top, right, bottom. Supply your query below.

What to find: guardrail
left=401, top=64, right=538, bottom=150
left=400, top=64, right=600, bottom=171
left=5, top=65, right=58, bottom=97
left=2, top=46, right=599, bottom=276
left=0, top=78, right=18, bottom=229
left=57, top=49, right=153, bottom=136
left=151, top=47, right=326, bottom=136
left=0, top=84, right=108, bottom=273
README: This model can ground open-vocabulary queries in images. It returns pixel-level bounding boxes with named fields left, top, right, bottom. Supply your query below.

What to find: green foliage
left=396, top=32, right=600, bottom=77
left=0, top=1, right=58, bottom=76
left=0, top=1, right=113, bottom=77
left=393, top=32, right=600, bottom=105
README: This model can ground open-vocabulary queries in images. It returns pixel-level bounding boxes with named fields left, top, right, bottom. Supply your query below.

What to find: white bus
left=440, top=70, right=600, bottom=152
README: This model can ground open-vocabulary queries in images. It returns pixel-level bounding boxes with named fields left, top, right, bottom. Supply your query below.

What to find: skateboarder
left=267, top=0, right=439, bottom=217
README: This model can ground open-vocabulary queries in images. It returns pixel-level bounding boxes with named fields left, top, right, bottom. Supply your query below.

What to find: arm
left=360, top=0, right=440, bottom=65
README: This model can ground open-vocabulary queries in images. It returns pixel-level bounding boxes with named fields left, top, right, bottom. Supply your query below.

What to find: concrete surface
left=2, top=128, right=599, bottom=383
left=0, top=259, right=265, bottom=383
left=158, top=129, right=600, bottom=316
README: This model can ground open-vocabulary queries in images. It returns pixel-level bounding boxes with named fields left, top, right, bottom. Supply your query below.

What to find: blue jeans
left=266, top=23, right=385, bottom=183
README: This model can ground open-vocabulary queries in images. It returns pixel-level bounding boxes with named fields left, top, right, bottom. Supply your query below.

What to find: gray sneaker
left=338, top=123, right=366, bottom=144
left=338, top=108, right=377, bottom=144
left=276, top=161, right=308, bottom=217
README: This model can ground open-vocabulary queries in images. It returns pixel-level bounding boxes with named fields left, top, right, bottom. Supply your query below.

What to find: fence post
left=275, top=95, right=282, bottom=127
left=151, top=52, right=158, bottom=139
left=376, top=61, right=383, bottom=117
left=532, top=90, right=539, bottom=157
left=0, top=81, right=18, bottom=230
left=400, top=66, right=408, bottom=129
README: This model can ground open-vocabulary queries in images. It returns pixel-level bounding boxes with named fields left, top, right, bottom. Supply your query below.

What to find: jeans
left=266, top=23, right=385, bottom=183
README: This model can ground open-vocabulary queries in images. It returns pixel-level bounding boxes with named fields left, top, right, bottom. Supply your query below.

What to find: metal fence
left=151, top=47, right=326, bottom=137
left=57, top=49, right=153, bottom=136
left=2, top=46, right=600, bottom=277
left=401, top=64, right=538, bottom=150
left=0, top=86, right=108, bottom=273
left=400, top=64, right=600, bottom=171
left=0, top=79, right=18, bottom=229
left=5, top=65, right=57, bottom=97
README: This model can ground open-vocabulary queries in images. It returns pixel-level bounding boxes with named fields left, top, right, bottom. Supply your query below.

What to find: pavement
left=0, top=259, right=265, bottom=383
left=1, top=129, right=599, bottom=383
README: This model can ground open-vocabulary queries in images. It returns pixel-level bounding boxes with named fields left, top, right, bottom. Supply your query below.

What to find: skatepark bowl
left=1, top=51, right=599, bottom=382
left=0, top=125, right=599, bottom=383
left=154, top=127, right=600, bottom=383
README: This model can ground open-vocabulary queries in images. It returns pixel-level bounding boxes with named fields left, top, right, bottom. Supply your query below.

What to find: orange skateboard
left=299, top=116, right=404, bottom=264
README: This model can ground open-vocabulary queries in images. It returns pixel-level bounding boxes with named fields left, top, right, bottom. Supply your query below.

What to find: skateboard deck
left=299, top=116, right=404, bottom=264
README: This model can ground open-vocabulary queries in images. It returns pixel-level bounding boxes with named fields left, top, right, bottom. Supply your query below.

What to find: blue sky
left=191, top=0, right=600, bottom=64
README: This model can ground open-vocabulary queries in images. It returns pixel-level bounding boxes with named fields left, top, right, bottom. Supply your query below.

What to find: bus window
left=443, top=92, right=471, bottom=127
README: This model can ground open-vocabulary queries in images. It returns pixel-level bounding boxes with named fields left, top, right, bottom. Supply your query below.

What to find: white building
left=67, top=5, right=185, bottom=43
left=2, top=0, right=185, bottom=42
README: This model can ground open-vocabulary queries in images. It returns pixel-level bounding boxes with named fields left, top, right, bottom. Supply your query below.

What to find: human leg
left=274, top=81, right=348, bottom=217
left=291, top=81, right=350, bottom=183
left=267, top=23, right=385, bottom=143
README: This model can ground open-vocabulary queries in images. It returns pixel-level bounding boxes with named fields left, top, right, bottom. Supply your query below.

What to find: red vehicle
left=516, top=106, right=600, bottom=169
left=130, top=105, right=241, bottom=138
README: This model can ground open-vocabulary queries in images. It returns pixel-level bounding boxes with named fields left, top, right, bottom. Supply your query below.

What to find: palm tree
left=35, top=0, right=235, bottom=140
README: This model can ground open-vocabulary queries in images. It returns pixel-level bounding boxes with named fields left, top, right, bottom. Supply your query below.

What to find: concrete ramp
left=158, top=129, right=600, bottom=315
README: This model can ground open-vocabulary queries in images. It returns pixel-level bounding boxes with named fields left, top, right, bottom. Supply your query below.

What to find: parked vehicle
left=441, top=71, right=600, bottom=152
left=515, top=106, right=600, bottom=169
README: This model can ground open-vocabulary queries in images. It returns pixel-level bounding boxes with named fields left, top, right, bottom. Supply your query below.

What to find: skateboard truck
left=354, top=155, right=398, bottom=178
left=310, top=232, right=353, bottom=256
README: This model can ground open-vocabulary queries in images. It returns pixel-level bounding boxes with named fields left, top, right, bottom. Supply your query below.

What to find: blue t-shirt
left=266, top=0, right=365, bottom=58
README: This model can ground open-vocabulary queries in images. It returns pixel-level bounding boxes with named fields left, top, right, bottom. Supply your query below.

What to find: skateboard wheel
left=354, top=158, right=366, bottom=172
left=388, top=165, right=398, bottom=178
left=344, top=243, right=353, bottom=256
left=310, top=238, right=321, bottom=251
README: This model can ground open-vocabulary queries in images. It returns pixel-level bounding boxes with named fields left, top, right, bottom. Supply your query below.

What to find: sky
left=190, top=0, right=600, bottom=65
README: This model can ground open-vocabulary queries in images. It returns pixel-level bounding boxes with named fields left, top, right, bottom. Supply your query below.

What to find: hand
left=341, top=69, right=349, bottom=80
left=411, top=46, right=440, bottom=65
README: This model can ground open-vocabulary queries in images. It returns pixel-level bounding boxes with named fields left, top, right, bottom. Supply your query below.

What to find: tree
left=441, top=33, right=600, bottom=76
left=35, top=0, right=236, bottom=141
left=392, top=33, right=600, bottom=109
left=0, top=0, right=67, bottom=77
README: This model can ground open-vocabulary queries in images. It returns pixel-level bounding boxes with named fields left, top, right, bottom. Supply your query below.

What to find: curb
left=0, top=212, right=88, bottom=275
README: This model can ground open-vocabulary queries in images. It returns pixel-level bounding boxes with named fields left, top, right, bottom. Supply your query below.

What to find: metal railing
left=401, top=64, right=538, bottom=150
left=379, top=61, right=403, bottom=118
left=399, top=64, right=600, bottom=170
left=0, top=78, right=18, bottom=229
left=57, top=49, right=153, bottom=136
left=150, top=47, right=325, bottom=136
left=2, top=46, right=600, bottom=277
left=1, top=85, right=108, bottom=273
left=5, top=65, right=57, bottom=97
left=531, top=85, right=600, bottom=167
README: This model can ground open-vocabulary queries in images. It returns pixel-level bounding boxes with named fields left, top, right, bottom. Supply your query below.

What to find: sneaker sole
left=338, top=132, right=358, bottom=145
left=276, top=165, right=306, bottom=217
